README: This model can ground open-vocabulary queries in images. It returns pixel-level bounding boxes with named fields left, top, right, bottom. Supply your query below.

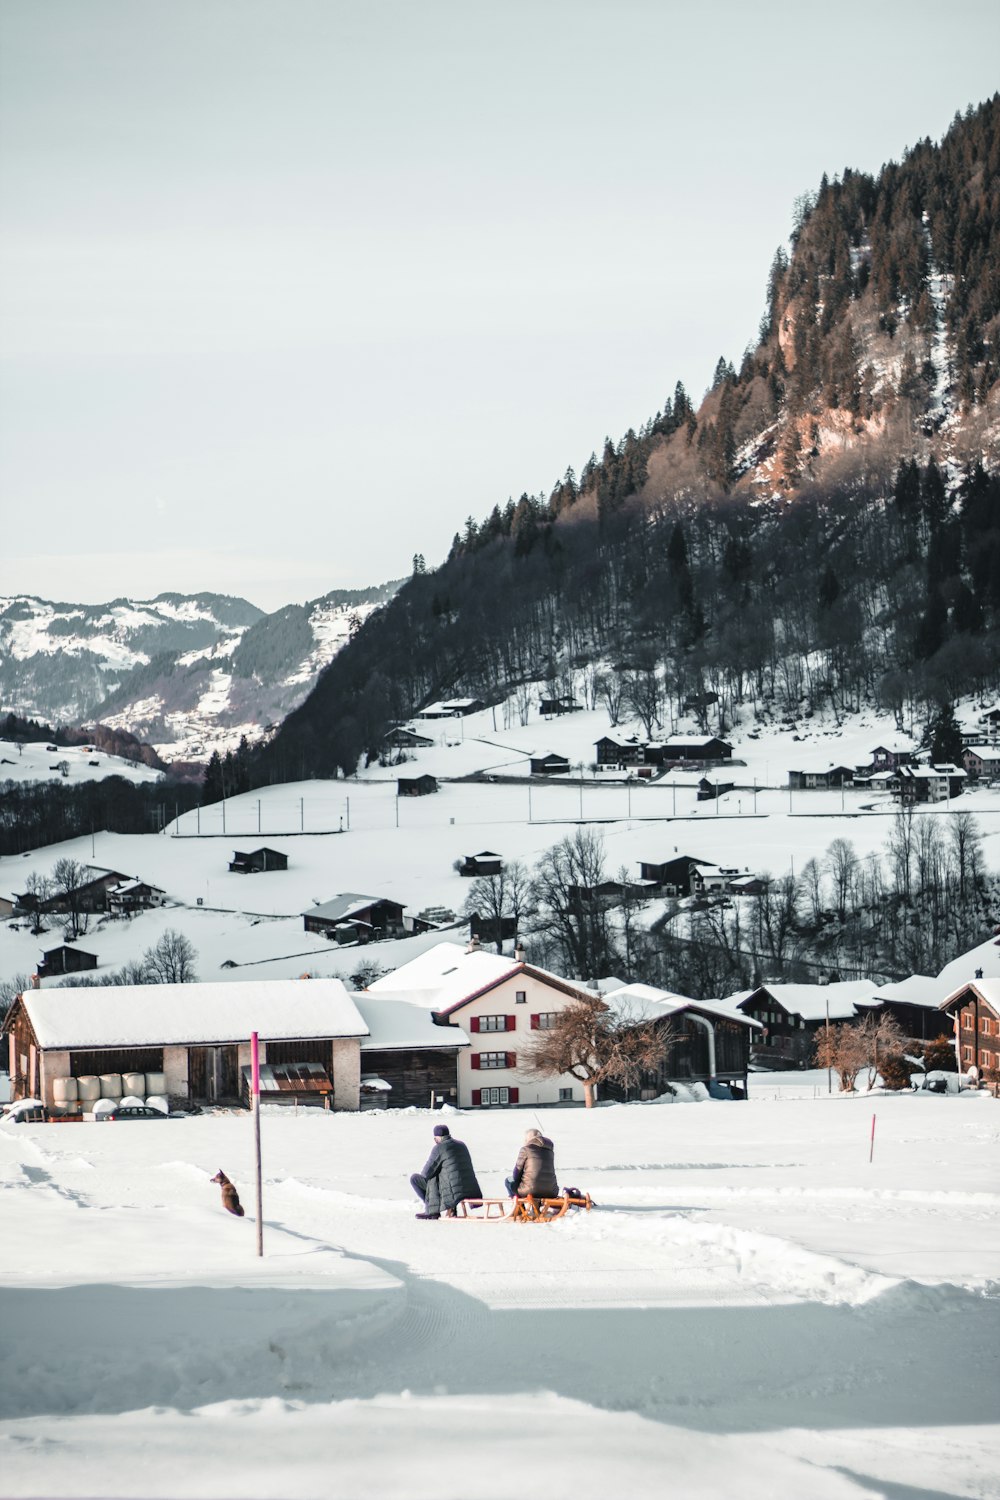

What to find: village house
left=2, top=978, right=368, bottom=1111
left=859, top=975, right=952, bottom=1042
left=733, top=980, right=880, bottom=1069
left=303, top=894, right=406, bottom=943
left=788, top=764, right=855, bottom=790
left=895, top=764, right=966, bottom=802
left=383, top=725, right=434, bottom=750
left=106, top=878, right=168, bottom=914
left=14, top=865, right=131, bottom=919
left=228, top=848, right=289, bottom=874
left=397, top=773, right=438, bottom=797
left=594, top=733, right=647, bottom=769
left=415, top=698, right=485, bottom=719
left=962, top=746, right=1000, bottom=779
left=638, top=854, right=716, bottom=894
left=598, top=983, right=762, bottom=1100
left=646, top=736, right=733, bottom=766
left=939, top=978, right=1000, bottom=1079
left=539, top=696, right=582, bottom=717
left=868, top=744, right=916, bottom=772
left=529, top=751, right=571, bottom=775
left=368, top=941, right=599, bottom=1107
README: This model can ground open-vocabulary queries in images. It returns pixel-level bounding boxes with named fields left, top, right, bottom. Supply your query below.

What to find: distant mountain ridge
left=0, top=583, right=400, bottom=763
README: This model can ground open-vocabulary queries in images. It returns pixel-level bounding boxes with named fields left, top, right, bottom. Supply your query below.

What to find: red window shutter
left=472, top=1089, right=482, bottom=1106
left=470, top=1016, right=480, bottom=1033
left=509, top=1087, right=519, bottom=1104
left=471, top=1054, right=480, bottom=1070
left=506, top=1015, right=516, bottom=1031
left=530, top=1014, right=540, bottom=1030
left=507, top=1052, right=516, bottom=1068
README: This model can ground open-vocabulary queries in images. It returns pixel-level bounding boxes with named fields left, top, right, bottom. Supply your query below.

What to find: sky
left=2, top=1, right=999, bottom=614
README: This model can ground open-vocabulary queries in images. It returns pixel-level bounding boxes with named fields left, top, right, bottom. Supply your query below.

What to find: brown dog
left=210, top=1169, right=245, bottom=1217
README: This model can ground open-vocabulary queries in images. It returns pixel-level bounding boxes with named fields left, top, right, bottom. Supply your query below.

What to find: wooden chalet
left=599, top=984, right=761, bottom=1100
left=858, top=976, right=952, bottom=1042
left=788, top=765, right=855, bottom=790
left=36, top=945, right=98, bottom=979
left=383, top=726, right=434, bottom=749
left=734, top=981, right=879, bottom=1068
left=895, top=764, right=965, bottom=802
left=962, top=747, right=1000, bottom=778
left=539, top=697, right=582, bottom=717
left=459, top=850, right=504, bottom=877
left=303, top=894, right=406, bottom=942
left=2, top=979, right=368, bottom=1111
left=106, top=878, right=168, bottom=913
left=228, top=847, right=289, bottom=874
left=397, top=773, right=438, bottom=797
left=530, top=751, right=571, bottom=775
left=646, top=736, right=733, bottom=766
left=869, top=744, right=915, bottom=772
left=415, top=698, right=485, bottom=718
left=14, top=865, right=131, bottom=919
left=939, top=978, right=1000, bottom=1079
left=639, top=854, right=713, bottom=893
left=594, top=734, right=647, bottom=768
left=469, top=911, right=519, bottom=947
left=697, top=777, right=735, bottom=801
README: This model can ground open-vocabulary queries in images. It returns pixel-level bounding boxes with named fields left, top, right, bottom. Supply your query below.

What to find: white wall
left=451, top=972, right=584, bottom=1108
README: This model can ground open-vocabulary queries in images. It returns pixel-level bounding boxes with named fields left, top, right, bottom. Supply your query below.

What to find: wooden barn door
left=188, top=1046, right=240, bottom=1102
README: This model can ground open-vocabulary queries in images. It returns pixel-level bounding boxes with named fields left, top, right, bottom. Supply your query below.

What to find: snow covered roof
left=306, top=893, right=399, bottom=922
left=739, top=980, right=879, bottom=1022
left=602, top=983, right=763, bottom=1029
left=354, top=994, right=470, bottom=1052
left=19, top=979, right=367, bottom=1050
left=368, top=940, right=595, bottom=1016
left=939, top=975, right=1000, bottom=1012
left=936, top=933, right=1000, bottom=991
left=869, top=974, right=942, bottom=1008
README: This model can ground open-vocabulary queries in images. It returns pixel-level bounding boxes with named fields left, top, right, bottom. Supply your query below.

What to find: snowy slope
left=0, top=1087, right=996, bottom=1498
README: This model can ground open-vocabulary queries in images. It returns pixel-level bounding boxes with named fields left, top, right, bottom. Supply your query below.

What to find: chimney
left=30, top=973, right=40, bottom=990
left=514, top=941, right=525, bottom=964
left=466, top=935, right=481, bottom=954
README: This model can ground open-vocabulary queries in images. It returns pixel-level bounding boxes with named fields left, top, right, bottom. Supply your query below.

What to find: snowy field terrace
left=0, top=1079, right=997, bottom=1499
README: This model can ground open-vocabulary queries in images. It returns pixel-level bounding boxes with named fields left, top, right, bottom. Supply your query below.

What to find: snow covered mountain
left=0, top=585, right=399, bottom=763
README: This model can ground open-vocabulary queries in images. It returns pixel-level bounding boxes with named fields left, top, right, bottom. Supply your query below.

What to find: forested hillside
left=257, top=97, right=1000, bottom=785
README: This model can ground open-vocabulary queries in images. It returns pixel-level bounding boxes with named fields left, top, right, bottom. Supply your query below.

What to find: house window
left=963, top=1046, right=973, bottom=1062
left=515, top=990, right=526, bottom=1004
left=558, top=1087, right=574, bottom=1102
left=477, top=1051, right=509, bottom=1070
left=533, top=1012, right=558, bottom=1030
left=981, top=1050, right=992, bottom=1068
left=479, top=1014, right=509, bottom=1032
left=480, top=1086, right=509, bottom=1105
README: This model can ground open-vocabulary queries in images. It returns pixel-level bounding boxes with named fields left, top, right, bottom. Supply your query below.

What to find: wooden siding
left=361, top=1046, right=459, bottom=1109
left=69, top=1046, right=165, bottom=1078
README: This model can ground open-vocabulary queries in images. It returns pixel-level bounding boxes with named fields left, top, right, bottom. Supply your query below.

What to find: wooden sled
left=455, top=1193, right=593, bottom=1223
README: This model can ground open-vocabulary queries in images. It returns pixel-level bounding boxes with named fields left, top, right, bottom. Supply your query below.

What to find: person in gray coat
left=410, top=1123, right=482, bottom=1219
left=505, top=1127, right=558, bottom=1199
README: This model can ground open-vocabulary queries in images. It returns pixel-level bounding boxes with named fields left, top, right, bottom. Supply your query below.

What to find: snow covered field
left=1, top=1082, right=997, bottom=1498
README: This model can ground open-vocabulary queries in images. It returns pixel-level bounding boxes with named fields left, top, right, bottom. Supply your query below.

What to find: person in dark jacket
left=410, top=1124, right=482, bottom=1219
left=505, top=1127, right=558, bottom=1199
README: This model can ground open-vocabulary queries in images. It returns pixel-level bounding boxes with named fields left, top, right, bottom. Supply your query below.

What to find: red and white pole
left=251, top=1031, right=263, bottom=1256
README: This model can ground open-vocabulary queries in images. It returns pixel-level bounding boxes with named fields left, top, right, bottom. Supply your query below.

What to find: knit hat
left=433, top=1124, right=450, bottom=1138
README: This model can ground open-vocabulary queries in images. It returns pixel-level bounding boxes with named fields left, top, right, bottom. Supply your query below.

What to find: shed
left=459, top=851, right=504, bottom=877
left=2, top=978, right=367, bottom=1110
left=397, top=774, right=438, bottom=797
left=228, top=847, right=289, bottom=874
left=353, top=994, right=469, bottom=1109
left=37, top=945, right=98, bottom=979
left=304, top=894, right=406, bottom=941
left=530, top=752, right=570, bottom=775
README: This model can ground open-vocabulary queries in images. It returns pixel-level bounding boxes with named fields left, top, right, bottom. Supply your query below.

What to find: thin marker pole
left=251, top=1031, right=263, bottom=1256
left=869, top=1112, right=876, bottom=1164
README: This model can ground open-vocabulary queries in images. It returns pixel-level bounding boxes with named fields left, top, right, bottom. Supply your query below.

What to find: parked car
left=96, top=1104, right=175, bottom=1122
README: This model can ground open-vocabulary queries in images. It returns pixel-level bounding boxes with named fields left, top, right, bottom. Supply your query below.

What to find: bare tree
left=143, top=929, right=198, bottom=984
left=50, top=858, right=91, bottom=938
left=622, top=667, right=662, bottom=739
left=21, top=872, right=52, bottom=935
left=462, top=861, right=534, bottom=953
left=825, top=838, right=858, bottom=922
left=0, top=972, right=30, bottom=1018
left=948, top=811, right=981, bottom=899
left=530, top=829, right=619, bottom=979
left=595, top=671, right=625, bottom=727
left=814, top=1021, right=867, bottom=1092
left=524, top=993, right=669, bottom=1107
